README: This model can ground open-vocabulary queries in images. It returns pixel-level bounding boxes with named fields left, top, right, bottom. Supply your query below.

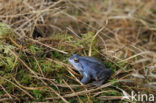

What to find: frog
left=68, top=54, right=114, bottom=86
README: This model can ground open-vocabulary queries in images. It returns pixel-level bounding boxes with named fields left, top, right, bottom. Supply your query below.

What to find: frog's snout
left=68, top=57, right=72, bottom=63
left=68, top=57, right=71, bottom=61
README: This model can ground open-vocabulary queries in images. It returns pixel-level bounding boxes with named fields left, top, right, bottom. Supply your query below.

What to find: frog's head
left=68, top=54, right=83, bottom=72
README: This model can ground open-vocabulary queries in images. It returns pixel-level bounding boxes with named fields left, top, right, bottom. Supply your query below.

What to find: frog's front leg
left=81, top=72, right=91, bottom=84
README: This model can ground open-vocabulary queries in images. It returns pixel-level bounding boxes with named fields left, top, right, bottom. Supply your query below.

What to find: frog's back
left=79, top=56, right=106, bottom=67
left=78, top=56, right=107, bottom=77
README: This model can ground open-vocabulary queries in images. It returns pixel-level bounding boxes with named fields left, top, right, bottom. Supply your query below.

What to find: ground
left=0, top=0, right=156, bottom=103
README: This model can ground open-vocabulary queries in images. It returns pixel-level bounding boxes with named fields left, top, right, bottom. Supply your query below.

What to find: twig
left=89, top=26, right=105, bottom=56
left=0, top=84, right=13, bottom=99
left=8, top=37, right=22, bottom=49
left=63, top=80, right=83, bottom=103
left=0, top=76, right=34, bottom=99
left=9, top=49, right=69, bottom=103
left=28, top=37, right=68, bottom=54
left=34, top=57, right=45, bottom=77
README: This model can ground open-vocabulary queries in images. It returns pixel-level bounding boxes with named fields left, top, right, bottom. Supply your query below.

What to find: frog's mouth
left=68, top=58, right=75, bottom=66
left=68, top=58, right=72, bottom=63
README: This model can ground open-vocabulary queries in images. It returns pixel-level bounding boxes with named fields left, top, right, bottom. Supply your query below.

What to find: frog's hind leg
left=81, top=72, right=91, bottom=84
left=95, top=75, right=110, bottom=87
left=95, top=69, right=114, bottom=87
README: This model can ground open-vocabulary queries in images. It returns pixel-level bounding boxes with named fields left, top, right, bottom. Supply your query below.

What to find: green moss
left=21, top=75, right=33, bottom=85
left=0, top=32, right=117, bottom=102
left=0, top=91, right=5, bottom=95
left=0, top=22, right=14, bottom=37
left=0, top=42, right=17, bottom=73
left=6, top=82, right=14, bottom=93
left=33, top=89, right=48, bottom=101
left=28, top=45, right=44, bottom=55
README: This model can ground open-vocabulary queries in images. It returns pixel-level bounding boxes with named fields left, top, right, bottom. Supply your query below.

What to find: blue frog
left=68, top=54, right=113, bottom=86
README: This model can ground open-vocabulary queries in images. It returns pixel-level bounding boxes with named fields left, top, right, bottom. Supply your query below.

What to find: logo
left=122, top=91, right=155, bottom=102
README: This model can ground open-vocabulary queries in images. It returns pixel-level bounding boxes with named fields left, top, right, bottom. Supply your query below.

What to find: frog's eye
left=74, top=58, right=79, bottom=63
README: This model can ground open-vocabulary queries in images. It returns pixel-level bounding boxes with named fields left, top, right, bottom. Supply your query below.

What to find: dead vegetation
left=0, top=0, right=156, bottom=102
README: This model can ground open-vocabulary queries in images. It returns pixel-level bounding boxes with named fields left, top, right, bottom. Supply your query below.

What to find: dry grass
left=0, top=0, right=156, bottom=102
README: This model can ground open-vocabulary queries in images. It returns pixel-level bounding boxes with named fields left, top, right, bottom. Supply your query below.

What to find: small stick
left=8, top=37, right=22, bottom=49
